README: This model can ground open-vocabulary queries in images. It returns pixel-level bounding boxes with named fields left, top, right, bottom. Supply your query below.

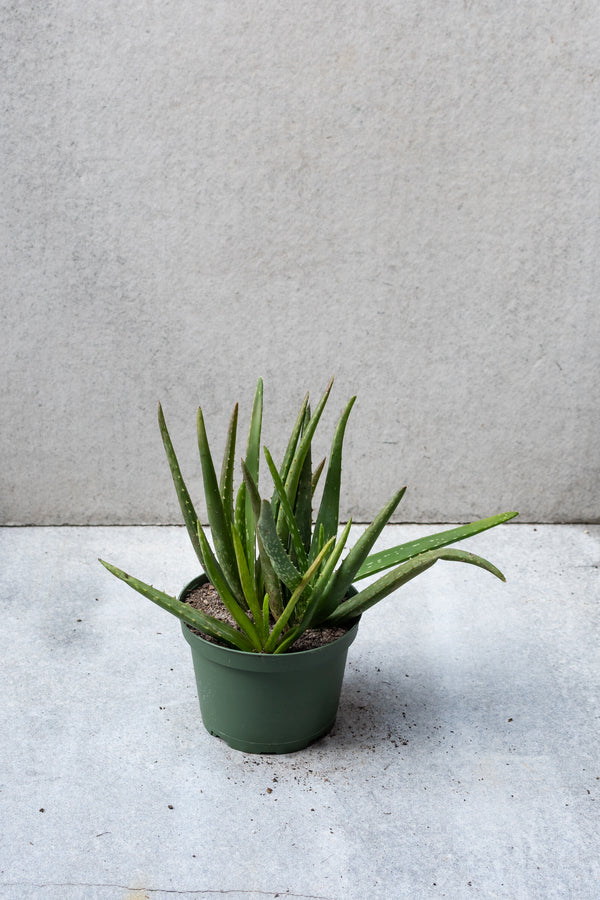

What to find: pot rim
left=178, top=573, right=360, bottom=666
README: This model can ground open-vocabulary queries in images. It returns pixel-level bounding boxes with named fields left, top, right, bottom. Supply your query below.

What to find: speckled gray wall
left=2, top=2, right=598, bottom=524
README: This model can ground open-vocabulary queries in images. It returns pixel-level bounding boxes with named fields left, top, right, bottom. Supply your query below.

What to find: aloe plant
left=100, top=379, right=517, bottom=653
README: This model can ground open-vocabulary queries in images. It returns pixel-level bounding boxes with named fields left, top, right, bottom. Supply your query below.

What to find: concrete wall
left=2, top=2, right=598, bottom=525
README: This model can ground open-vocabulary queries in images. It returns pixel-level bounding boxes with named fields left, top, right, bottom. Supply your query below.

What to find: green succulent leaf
left=317, top=523, right=325, bottom=555
left=244, top=379, right=263, bottom=485
left=243, top=378, right=263, bottom=574
left=283, top=377, right=334, bottom=516
left=197, top=407, right=244, bottom=605
left=267, top=536, right=336, bottom=653
left=231, top=521, right=264, bottom=631
left=309, top=396, right=356, bottom=563
left=262, top=592, right=270, bottom=644
left=98, top=559, right=253, bottom=651
left=311, top=458, right=326, bottom=496
left=318, top=486, right=407, bottom=619
left=264, top=446, right=308, bottom=571
left=256, top=498, right=303, bottom=594
left=219, top=404, right=238, bottom=528
left=326, top=546, right=507, bottom=623
left=293, top=407, right=313, bottom=558
left=158, top=403, right=204, bottom=568
left=294, top=519, right=353, bottom=634
left=234, top=482, right=247, bottom=560
left=356, top=511, right=519, bottom=580
left=241, top=460, right=284, bottom=618
left=196, top=524, right=262, bottom=649
left=275, top=400, right=311, bottom=550
left=271, top=391, right=309, bottom=519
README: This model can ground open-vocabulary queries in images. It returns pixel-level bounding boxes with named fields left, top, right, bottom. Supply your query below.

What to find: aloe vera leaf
left=270, top=623, right=300, bottom=654
left=275, top=400, right=311, bottom=548
left=240, top=458, right=262, bottom=526
left=196, top=525, right=262, bottom=650
left=98, top=559, right=253, bottom=651
left=325, top=555, right=438, bottom=623
left=234, top=482, right=247, bottom=560
left=320, top=486, right=407, bottom=617
left=312, top=520, right=352, bottom=598
left=241, top=460, right=283, bottom=618
left=231, top=521, right=264, bottom=633
left=295, top=520, right=353, bottom=633
left=309, top=396, right=356, bottom=563
left=355, top=511, right=519, bottom=580
left=197, top=407, right=244, bottom=604
left=244, top=378, right=263, bottom=572
left=265, top=536, right=335, bottom=653
left=256, top=499, right=303, bottom=594
left=271, top=623, right=302, bottom=655
left=293, top=406, right=313, bottom=556
left=264, top=446, right=308, bottom=571
left=244, top=378, right=263, bottom=483
left=326, top=547, right=507, bottom=623
left=282, top=377, right=334, bottom=515
left=219, top=404, right=238, bottom=528
left=158, top=404, right=204, bottom=568
left=262, top=592, right=271, bottom=644
left=271, top=391, right=309, bottom=518
left=318, top=523, right=325, bottom=554
left=311, top=458, right=326, bottom=496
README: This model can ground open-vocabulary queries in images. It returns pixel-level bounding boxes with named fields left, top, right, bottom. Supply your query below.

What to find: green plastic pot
left=179, top=575, right=360, bottom=754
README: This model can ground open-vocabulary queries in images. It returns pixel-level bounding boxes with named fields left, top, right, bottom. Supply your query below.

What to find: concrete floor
left=0, top=524, right=598, bottom=899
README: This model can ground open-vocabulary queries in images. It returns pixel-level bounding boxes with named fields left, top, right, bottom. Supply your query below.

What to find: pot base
left=205, top=720, right=337, bottom=755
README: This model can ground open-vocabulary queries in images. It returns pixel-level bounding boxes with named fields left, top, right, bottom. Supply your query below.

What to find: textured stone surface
left=1, top=524, right=599, bottom=898
left=1, top=3, right=599, bottom=523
